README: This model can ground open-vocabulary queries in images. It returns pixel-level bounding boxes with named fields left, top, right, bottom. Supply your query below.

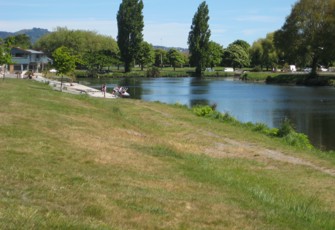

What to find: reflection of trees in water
left=190, top=77, right=210, bottom=95
left=189, top=77, right=210, bottom=107
left=273, top=108, right=335, bottom=151
left=190, top=99, right=210, bottom=108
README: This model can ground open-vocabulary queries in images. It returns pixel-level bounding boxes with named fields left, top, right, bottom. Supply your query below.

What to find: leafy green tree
left=250, top=33, right=278, bottom=70
left=52, top=46, right=77, bottom=91
left=250, top=40, right=263, bottom=69
left=232, top=40, right=250, bottom=54
left=260, top=33, right=278, bottom=70
left=274, top=0, right=335, bottom=76
left=182, top=52, right=190, bottom=67
left=167, top=48, right=185, bottom=71
left=5, top=34, right=31, bottom=49
left=208, top=41, right=224, bottom=68
left=188, top=1, right=211, bottom=76
left=117, top=0, right=144, bottom=72
left=0, top=38, right=12, bottom=81
left=136, top=41, right=154, bottom=70
left=35, top=27, right=119, bottom=61
left=154, top=49, right=168, bottom=68
left=82, top=50, right=119, bottom=76
left=222, top=44, right=250, bottom=69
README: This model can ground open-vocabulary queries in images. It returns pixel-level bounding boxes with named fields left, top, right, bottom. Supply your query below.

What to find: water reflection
left=85, top=77, right=335, bottom=151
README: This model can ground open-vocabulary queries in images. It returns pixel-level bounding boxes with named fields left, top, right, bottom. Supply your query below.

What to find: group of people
left=101, top=84, right=128, bottom=98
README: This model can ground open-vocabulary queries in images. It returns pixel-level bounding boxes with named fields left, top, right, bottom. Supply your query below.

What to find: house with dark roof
left=9, top=47, right=52, bottom=74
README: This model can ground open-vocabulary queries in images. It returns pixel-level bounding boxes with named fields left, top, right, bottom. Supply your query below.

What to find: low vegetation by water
left=192, top=105, right=314, bottom=150
left=72, top=67, right=335, bottom=87
left=1, top=79, right=335, bottom=229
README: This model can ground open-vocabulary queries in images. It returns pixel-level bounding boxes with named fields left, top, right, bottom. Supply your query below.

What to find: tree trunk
left=125, top=61, right=131, bottom=73
left=195, top=65, right=202, bottom=77
left=60, top=75, right=64, bottom=92
left=310, top=56, right=318, bottom=78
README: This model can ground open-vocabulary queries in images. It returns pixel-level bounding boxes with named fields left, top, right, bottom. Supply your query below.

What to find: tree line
left=1, top=0, right=334, bottom=77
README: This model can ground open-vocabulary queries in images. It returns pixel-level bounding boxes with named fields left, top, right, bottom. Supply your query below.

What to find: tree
left=154, top=49, right=168, bottom=68
left=188, top=1, right=211, bottom=76
left=232, top=40, right=250, bottom=54
left=250, top=40, right=264, bottom=69
left=250, top=33, right=278, bottom=70
left=82, top=50, right=119, bottom=76
left=136, top=41, right=154, bottom=70
left=208, top=41, right=224, bottom=68
left=34, top=27, right=119, bottom=61
left=117, top=0, right=144, bottom=73
left=0, top=38, right=12, bottom=81
left=222, top=44, right=250, bottom=69
left=167, top=49, right=185, bottom=71
left=5, top=34, right=31, bottom=49
left=274, top=0, right=335, bottom=76
left=52, top=46, right=77, bottom=91
left=35, top=28, right=119, bottom=76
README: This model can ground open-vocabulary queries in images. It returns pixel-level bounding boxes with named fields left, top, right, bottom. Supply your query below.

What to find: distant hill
left=154, top=45, right=188, bottom=53
left=0, top=28, right=50, bottom=44
left=0, top=28, right=187, bottom=51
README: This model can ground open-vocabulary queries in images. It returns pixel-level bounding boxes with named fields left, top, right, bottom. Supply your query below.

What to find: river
left=85, top=77, right=335, bottom=151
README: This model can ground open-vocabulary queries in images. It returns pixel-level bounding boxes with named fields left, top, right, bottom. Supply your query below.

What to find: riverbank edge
left=74, top=69, right=335, bottom=87
left=32, top=74, right=335, bottom=152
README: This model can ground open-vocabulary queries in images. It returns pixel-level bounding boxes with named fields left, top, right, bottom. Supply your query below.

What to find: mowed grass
left=0, top=79, right=334, bottom=229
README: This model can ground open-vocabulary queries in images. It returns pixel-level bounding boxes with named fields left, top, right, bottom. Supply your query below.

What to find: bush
left=193, top=105, right=214, bottom=117
left=282, top=132, right=313, bottom=149
left=251, top=123, right=278, bottom=136
left=192, top=107, right=313, bottom=149
left=252, top=66, right=262, bottom=72
left=146, top=67, right=161, bottom=77
left=277, top=118, right=313, bottom=149
left=277, top=118, right=294, bottom=137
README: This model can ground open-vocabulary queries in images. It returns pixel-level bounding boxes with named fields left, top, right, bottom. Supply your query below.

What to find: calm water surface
left=87, top=77, right=335, bottom=150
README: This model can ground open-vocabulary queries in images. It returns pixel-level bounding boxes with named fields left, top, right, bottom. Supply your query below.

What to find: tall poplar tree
left=117, top=0, right=144, bottom=73
left=188, top=1, right=211, bottom=76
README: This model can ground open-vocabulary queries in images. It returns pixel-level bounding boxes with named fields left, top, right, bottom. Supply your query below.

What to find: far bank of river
left=84, top=77, right=335, bottom=151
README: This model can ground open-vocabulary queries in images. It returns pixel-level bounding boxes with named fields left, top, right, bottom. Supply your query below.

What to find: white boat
left=113, top=86, right=130, bottom=97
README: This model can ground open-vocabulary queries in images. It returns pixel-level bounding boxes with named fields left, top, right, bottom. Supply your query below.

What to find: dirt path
left=205, top=136, right=335, bottom=177
left=141, top=104, right=335, bottom=177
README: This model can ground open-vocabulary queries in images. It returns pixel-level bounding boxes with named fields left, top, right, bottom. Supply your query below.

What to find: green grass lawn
left=0, top=79, right=334, bottom=229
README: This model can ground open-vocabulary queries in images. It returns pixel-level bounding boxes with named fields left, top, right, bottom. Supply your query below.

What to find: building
left=9, top=47, right=52, bottom=74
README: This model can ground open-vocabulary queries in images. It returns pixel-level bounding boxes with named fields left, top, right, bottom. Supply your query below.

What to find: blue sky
left=0, top=0, right=297, bottom=48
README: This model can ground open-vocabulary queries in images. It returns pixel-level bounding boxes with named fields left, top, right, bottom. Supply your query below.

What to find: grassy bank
left=74, top=67, right=238, bottom=79
left=1, top=79, right=335, bottom=229
left=242, top=71, right=335, bottom=86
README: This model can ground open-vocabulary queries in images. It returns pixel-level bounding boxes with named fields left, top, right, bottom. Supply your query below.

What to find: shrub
left=193, top=105, right=214, bottom=117
left=251, top=123, right=278, bottom=136
left=282, top=132, right=313, bottom=149
left=277, top=118, right=294, bottom=137
left=277, top=118, right=313, bottom=149
left=252, top=66, right=262, bottom=72
left=146, top=67, right=160, bottom=77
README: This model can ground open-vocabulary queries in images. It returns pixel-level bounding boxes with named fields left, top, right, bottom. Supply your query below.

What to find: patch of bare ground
left=204, top=136, right=335, bottom=177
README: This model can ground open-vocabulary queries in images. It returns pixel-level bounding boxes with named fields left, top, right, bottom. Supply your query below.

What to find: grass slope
left=0, top=79, right=334, bottom=229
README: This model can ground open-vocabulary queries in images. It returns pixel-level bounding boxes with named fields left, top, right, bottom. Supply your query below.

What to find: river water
left=86, top=77, right=335, bottom=151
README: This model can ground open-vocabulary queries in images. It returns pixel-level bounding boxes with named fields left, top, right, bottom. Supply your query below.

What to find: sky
left=0, top=0, right=298, bottom=48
